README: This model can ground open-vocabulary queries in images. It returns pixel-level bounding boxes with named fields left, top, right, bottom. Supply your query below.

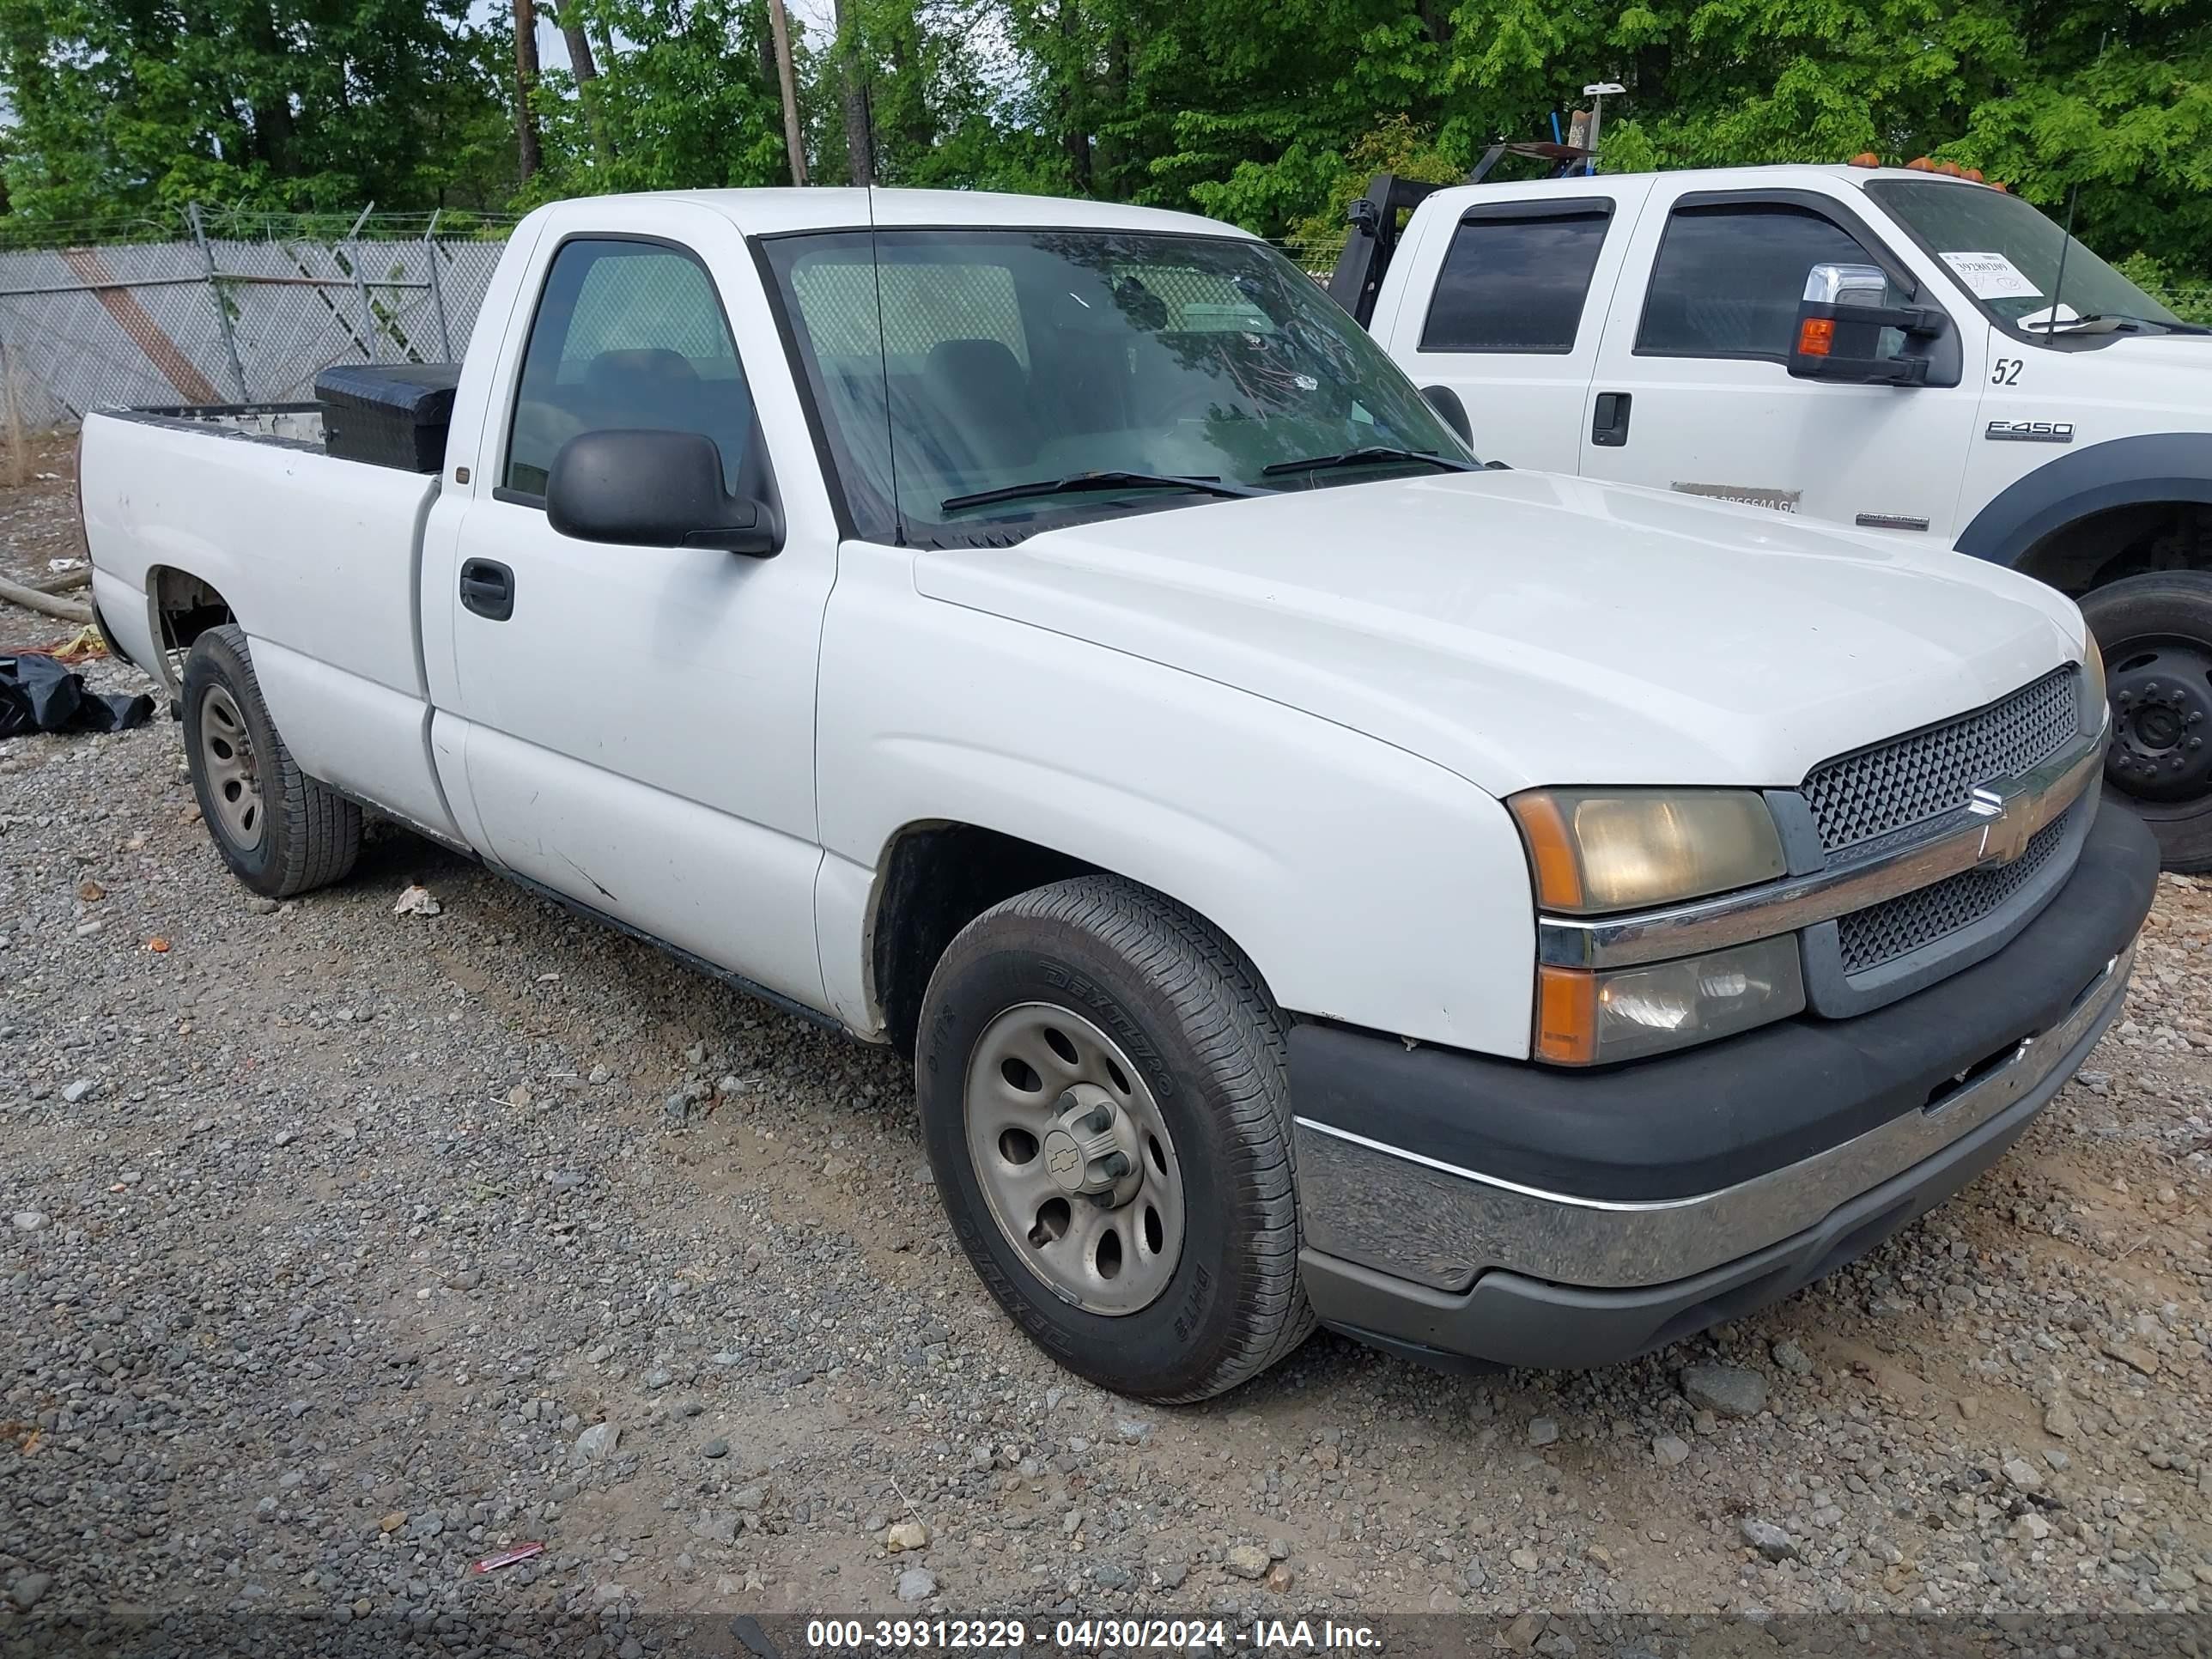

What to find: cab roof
left=631, top=186, right=1257, bottom=240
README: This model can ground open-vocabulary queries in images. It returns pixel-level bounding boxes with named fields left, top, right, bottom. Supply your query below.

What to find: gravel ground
left=3, top=486, right=2209, bottom=1646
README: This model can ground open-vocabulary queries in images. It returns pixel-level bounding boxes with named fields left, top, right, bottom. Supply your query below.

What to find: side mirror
left=1788, top=262, right=1948, bottom=386
left=545, top=428, right=781, bottom=556
left=1419, top=383, right=1474, bottom=449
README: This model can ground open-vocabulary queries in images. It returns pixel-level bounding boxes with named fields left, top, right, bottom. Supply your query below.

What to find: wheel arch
left=863, top=818, right=1272, bottom=1060
left=145, top=564, right=241, bottom=698
left=1956, top=433, right=2212, bottom=594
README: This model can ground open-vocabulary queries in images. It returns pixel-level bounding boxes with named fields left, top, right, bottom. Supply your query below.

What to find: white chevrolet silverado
left=80, top=187, right=2155, bottom=1401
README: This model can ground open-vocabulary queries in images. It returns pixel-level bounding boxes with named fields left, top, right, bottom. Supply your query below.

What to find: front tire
left=181, top=624, right=362, bottom=898
left=2082, top=570, right=2212, bottom=872
left=915, top=876, right=1313, bottom=1402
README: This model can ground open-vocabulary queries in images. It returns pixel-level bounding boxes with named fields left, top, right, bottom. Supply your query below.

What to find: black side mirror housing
left=545, top=428, right=781, bottom=556
left=1419, top=383, right=1474, bottom=449
left=1786, top=266, right=1950, bottom=388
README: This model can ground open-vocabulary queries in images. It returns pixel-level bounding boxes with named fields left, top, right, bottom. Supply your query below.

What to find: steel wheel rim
left=198, top=684, right=265, bottom=851
left=963, top=1001, right=1187, bottom=1316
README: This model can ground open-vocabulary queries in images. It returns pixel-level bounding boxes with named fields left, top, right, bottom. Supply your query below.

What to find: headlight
left=2080, top=630, right=2106, bottom=732
left=1535, top=936, right=1806, bottom=1065
left=1508, top=787, right=1786, bottom=915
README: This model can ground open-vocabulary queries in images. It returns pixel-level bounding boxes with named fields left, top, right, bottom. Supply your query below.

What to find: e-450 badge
left=1985, top=419, right=2075, bottom=443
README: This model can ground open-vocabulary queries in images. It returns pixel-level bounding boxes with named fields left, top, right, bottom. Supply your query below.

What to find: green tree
left=0, top=0, right=512, bottom=223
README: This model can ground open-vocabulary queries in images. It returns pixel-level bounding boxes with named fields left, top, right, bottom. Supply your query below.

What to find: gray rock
left=9, top=1571, right=52, bottom=1610
left=61, top=1079, right=94, bottom=1103
left=1462, top=1559, right=1488, bottom=1591
left=573, top=1422, right=620, bottom=1465
left=1528, top=1416, right=1559, bottom=1447
left=641, top=1368, right=672, bottom=1390
left=896, top=1567, right=937, bottom=1603
left=1225, top=1544, right=1269, bottom=1579
left=1653, top=1433, right=1691, bottom=1468
left=1091, top=1562, right=1133, bottom=1589
left=9, top=1210, right=47, bottom=1231
left=701, top=1437, right=730, bottom=1459
left=1681, top=1364, right=1769, bottom=1418
left=1738, top=1518, right=1798, bottom=1562
left=731, top=1483, right=767, bottom=1511
left=693, top=1512, right=738, bottom=1546
left=1770, top=1340, right=1813, bottom=1376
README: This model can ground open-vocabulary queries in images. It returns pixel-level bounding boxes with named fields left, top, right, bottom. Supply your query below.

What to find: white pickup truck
left=1342, top=162, right=2212, bottom=872
left=81, top=186, right=2154, bottom=1401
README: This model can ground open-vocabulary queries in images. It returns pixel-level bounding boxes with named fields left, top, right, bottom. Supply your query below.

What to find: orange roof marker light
left=1848, top=152, right=1881, bottom=168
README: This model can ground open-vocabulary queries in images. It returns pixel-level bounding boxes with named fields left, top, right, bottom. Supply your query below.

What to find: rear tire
left=181, top=624, right=362, bottom=898
left=915, top=876, right=1312, bottom=1402
left=2081, top=571, right=2212, bottom=873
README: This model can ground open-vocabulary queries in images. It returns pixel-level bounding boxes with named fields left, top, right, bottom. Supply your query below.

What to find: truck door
left=1579, top=182, right=1984, bottom=539
left=434, top=210, right=836, bottom=1013
left=1382, top=179, right=1650, bottom=473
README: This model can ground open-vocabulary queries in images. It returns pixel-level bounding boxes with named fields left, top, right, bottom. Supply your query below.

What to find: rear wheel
left=915, top=876, right=1312, bottom=1402
left=181, top=624, right=362, bottom=898
left=2082, top=571, right=2212, bottom=873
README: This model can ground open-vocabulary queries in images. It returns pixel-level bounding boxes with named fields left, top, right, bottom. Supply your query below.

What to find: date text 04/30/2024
left=800, top=1620, right=1382, bottom=1650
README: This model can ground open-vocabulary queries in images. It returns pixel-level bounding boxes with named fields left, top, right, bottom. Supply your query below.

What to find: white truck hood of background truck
left=2046, top=332, right=2212, bottom=424
left=912, top=466, right=2084, bottom=799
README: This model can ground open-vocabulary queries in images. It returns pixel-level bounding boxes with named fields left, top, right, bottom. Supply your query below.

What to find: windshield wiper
left=939, top=471, right=1265, bottom=514
left=1261, top=446, right=1478, bottom=477
left=2027, top=313, right=2211, bottom=337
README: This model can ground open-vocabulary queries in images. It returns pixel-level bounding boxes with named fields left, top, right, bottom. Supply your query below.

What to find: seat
left=921, top=337, right=1037, bottom=475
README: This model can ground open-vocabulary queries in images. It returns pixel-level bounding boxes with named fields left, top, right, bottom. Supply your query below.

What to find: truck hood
left=911, top=468, right=2084, bottom=798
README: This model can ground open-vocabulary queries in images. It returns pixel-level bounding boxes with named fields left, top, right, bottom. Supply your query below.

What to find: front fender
left=815, top=549, right=1538, bottom=1057
left=1956, top=432, right=2212, bottom=568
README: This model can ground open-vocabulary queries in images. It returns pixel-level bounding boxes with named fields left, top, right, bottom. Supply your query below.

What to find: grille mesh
left=1837, top=812, right=2071, bottom=975
left=1802, top=667, right=2080, bottom=854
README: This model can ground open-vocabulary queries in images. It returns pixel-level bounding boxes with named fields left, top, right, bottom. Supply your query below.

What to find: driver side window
left=1638, top=204, right=1900, bottom=362
left=503, top=239, right=756, bottom=501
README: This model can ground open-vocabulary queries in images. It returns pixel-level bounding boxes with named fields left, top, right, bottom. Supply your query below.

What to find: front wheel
left=915, top=876, right=1312, bottom=1402
left=2082, top=570, right=2212, bottom=873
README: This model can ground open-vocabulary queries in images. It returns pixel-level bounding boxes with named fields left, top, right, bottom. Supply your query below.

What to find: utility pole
left=514, top=0, right=544, bottom=184
left=766, top=0, right=809, bottom=186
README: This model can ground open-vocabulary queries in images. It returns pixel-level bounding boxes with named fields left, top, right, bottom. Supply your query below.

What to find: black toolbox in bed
left=314, top=362, right=463, bottom=472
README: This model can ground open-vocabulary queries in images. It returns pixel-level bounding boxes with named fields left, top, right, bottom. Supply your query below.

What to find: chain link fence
left=0, top=208, right=517, bottom=432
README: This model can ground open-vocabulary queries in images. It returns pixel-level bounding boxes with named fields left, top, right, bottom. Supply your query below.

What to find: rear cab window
left=1420, top=204, right=1614, bottom=353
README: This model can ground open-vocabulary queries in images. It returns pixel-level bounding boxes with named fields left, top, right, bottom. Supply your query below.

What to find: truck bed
left=79, top=403, right=462, bottom=845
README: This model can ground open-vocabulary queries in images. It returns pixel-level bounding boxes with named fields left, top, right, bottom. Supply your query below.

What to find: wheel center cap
left=1042, top=1128, right=1087, bottom=1192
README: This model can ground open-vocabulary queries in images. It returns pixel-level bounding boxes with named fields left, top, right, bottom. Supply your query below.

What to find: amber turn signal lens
left=1511, top=791, right=1586, bottom=911
left=1534, top=967, right=1597, bottom=1065
left=1797, top=317, right=1836, bottom=357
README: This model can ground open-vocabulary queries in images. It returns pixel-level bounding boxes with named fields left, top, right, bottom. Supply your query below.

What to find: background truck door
left=1578, top=183, right=1986, bottom=539
left=437, top=213, right=835, bottom=1012
left=1384, top=178, right=1650, bottom=473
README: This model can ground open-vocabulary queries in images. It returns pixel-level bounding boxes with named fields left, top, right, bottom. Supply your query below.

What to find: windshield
left=758, top=228, right=1473, bottom=545
left=1864, top=179, right=2184, bottom=331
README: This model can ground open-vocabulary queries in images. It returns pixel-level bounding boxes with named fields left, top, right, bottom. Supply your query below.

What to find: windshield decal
left=1940, top=252, right=2043, bottom=301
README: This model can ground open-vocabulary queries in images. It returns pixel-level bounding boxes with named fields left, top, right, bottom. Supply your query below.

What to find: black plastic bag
left=0, top=653, right=155, bottom=738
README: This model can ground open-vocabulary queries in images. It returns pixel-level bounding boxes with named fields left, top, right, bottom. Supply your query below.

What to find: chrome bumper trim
left=1538, top=721, right=2106, bottom=970
left=1293, top=942, right=2133, bottom=1292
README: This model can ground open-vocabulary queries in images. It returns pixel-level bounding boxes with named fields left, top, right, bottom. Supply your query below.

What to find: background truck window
left=1637, top=204, right=1894, bottom=361
left=504, top=239, right=756, bottom=499
left=1420, top=209, right=1613, bottom=353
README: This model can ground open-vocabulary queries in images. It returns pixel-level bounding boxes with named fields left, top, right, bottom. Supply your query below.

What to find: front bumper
left=1291, top=802, right=2157, bottom=1370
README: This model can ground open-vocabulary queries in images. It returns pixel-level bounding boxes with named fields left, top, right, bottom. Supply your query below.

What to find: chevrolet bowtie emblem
left=1968, top=781, right=2033, bottom=866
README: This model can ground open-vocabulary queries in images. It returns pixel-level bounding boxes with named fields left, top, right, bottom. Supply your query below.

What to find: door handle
left=459, top=558, right=514, bottom=622
left=1591, top=391, right=1632, bottom=447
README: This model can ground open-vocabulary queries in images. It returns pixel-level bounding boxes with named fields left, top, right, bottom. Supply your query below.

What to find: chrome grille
left=1837, top=811, right=2070, bottom=975
left=1802, top=667, right=2080, bottom=853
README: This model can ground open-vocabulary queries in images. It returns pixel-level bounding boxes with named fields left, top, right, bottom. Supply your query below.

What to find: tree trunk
left=765, top=0, right=809, bottom=185
left=1057, top=0, right=1091, bottom=192
left=549, top=0, right=614, bottom=163
left=832, top=0, right=874, bottom=185
left=514, top=0, right=544, bottom=184
left=246, top=4, right=299, bottom=176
